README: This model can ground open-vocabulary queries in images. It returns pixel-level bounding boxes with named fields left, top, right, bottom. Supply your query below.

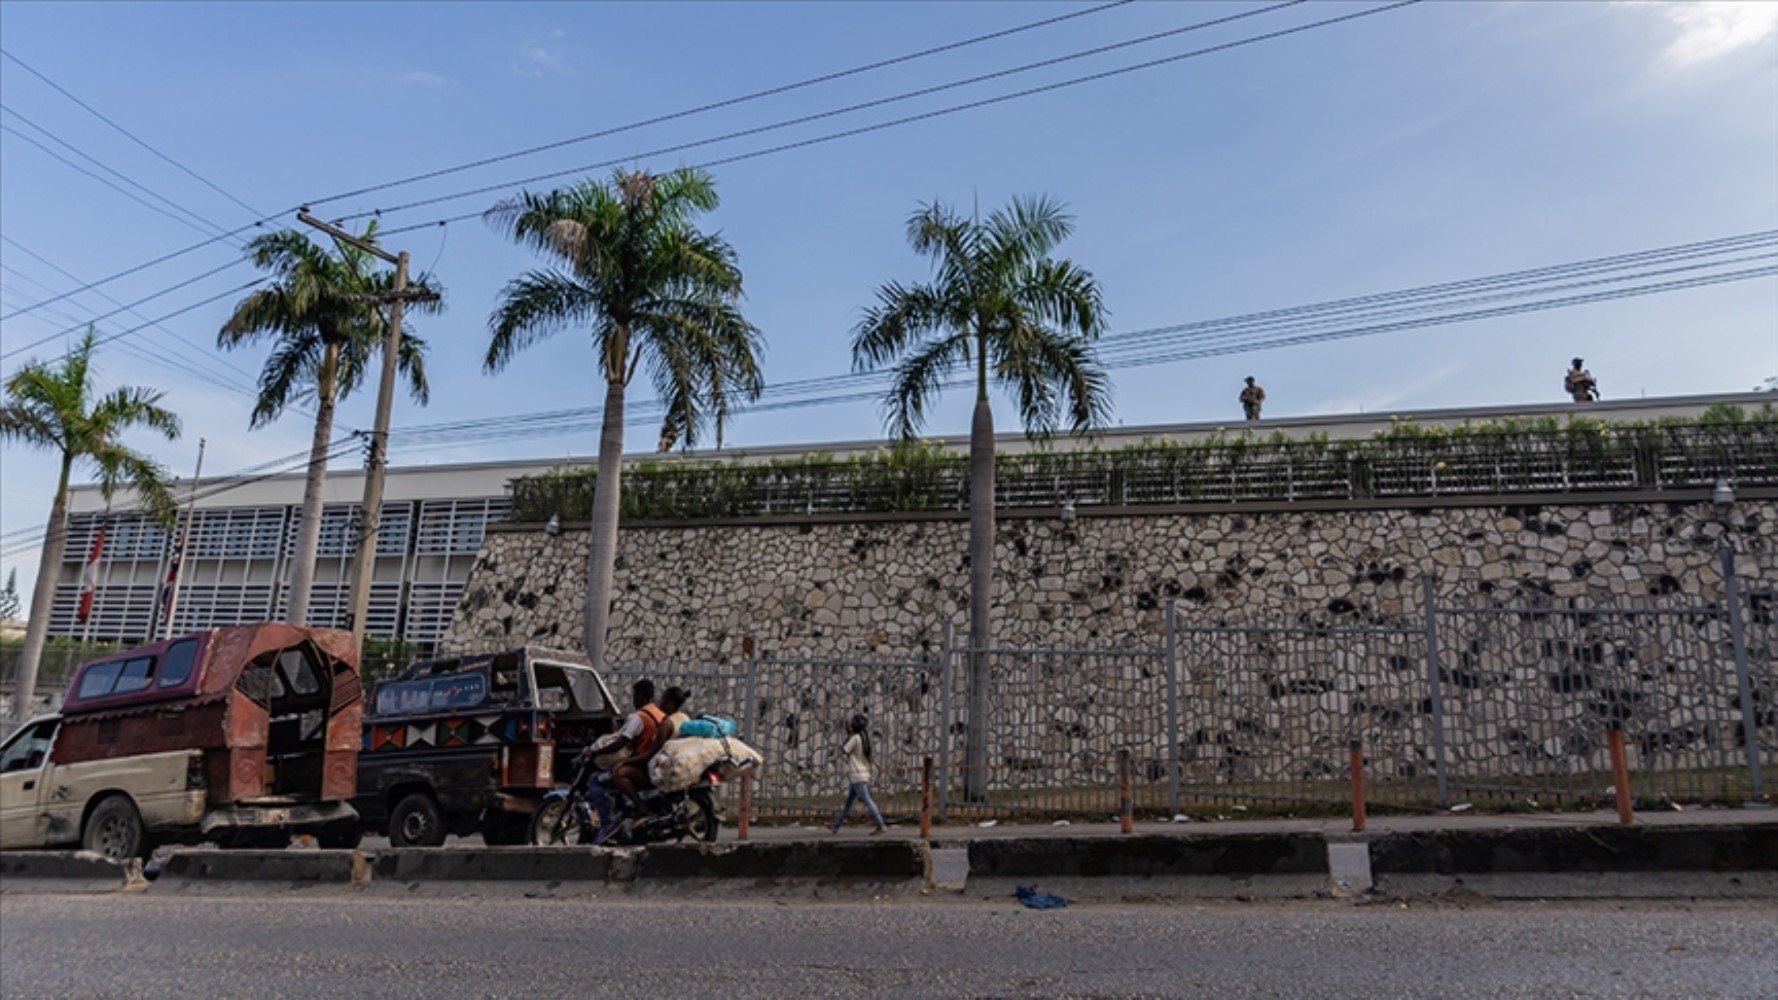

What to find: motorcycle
left=529, top=746, right=722, bottom=847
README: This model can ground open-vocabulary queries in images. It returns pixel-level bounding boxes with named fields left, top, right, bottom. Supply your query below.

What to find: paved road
left=4, top=894, right=1774, bottom=998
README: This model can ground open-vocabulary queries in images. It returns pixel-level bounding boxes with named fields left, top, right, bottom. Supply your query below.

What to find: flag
left=76, top=519, right=107, bottom=623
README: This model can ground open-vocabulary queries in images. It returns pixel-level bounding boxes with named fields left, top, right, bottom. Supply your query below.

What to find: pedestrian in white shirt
left=829, top=713, right=888, bottom=834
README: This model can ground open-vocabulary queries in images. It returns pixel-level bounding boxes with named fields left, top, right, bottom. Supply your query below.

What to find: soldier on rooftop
left=1239, top=376, right=1266, bottom=421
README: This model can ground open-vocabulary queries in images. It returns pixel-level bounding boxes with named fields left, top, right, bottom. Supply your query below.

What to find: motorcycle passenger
left=588, top=679, right=664, bottom=839
left=600, top=685, right=689, bottom=841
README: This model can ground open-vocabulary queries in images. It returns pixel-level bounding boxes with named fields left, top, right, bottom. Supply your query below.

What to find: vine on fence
left=509, top=405, right=1778, bottom=522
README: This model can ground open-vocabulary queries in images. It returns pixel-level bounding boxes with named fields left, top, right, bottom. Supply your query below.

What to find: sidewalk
left=752, top=805, right=1778, bottom=844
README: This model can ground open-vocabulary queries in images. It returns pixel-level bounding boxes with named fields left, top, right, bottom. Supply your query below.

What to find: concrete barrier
left=1368, top=824, right=1778, bottom=875
left=150, top=849, right=366, bottom=891
left=635, top=840, right=927, bottom=883
left=370, top=847, right=611, bottom=889
left=966, top=833, right=1328, bottom=879
left=0, top=851, right=138, bottom=894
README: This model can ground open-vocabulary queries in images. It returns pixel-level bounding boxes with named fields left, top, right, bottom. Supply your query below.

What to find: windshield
left=532, top=662, right=613, bottom=717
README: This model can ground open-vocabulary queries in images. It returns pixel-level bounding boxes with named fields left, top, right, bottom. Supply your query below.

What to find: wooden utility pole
left=296, top=210, right=437, bottom=649
left=161, top=439, right=205, bottom=640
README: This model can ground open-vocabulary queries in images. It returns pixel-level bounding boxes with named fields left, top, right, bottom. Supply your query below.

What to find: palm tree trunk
left=583, top=370, right=627, bottom=671
left=285, top=342, right=339, bottom=627
left=963, top=332, right=995, bottom=801
left=11, top=453, right=74, bottom=729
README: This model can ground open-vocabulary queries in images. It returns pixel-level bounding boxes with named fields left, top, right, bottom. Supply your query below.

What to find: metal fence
left=613, top=566, right=1774, bottom=823
left=512, top=420, right=1778, bottom=522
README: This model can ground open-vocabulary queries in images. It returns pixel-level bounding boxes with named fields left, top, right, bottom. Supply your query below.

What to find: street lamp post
left=1712, top=477, right=1765, bottom=802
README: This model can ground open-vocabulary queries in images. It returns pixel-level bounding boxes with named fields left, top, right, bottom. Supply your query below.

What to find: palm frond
left=485, top=269, right=603, bottom=373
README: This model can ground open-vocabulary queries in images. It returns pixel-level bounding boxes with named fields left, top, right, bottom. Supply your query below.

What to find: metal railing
left=512, top=421, right=1778, bottom=522
left=612, top=563, right=1774, bottom=823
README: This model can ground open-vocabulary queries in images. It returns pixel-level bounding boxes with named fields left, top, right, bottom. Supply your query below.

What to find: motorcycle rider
left=588, top=679, right=663, bottom=840
left=598, top=685, right=688, bottom=842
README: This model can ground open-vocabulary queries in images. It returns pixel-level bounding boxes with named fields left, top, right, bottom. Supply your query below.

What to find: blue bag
left=676, top=714, right=738, bottom=739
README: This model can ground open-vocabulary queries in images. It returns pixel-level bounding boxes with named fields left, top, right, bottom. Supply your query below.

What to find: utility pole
left=161, top=438, right=205, bottom=640
left=296, top=210, right=437, bottom=650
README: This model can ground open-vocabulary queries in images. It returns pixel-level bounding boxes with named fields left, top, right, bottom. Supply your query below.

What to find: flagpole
left=162, top=439, right=205, bottom=641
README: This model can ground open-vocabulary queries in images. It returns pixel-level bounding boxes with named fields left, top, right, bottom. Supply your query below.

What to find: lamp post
left=1712, top=476, right=1765, bottom=802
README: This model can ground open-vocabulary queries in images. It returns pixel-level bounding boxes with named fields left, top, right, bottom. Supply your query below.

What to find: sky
left=2, top=0, right=1776, bottom=606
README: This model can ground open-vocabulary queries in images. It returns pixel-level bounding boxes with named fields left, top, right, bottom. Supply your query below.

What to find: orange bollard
left=1608, top=728, right=1634, bottom=826
left=1349, top=739, right=1367, bottom=833
left=1118, top=749, right=1134, bottom=834
left=920, top=756, right=934, bottom=839
left=738, top=772, right=752, bottom=841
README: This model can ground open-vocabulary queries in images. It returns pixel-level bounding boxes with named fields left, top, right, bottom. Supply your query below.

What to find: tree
left=1, top=329, right=181, bottom=720
left=485, top=168, right=763, bottom=670
left=851, top=195, right=1109, bottom=798
left=219, top=225, right=440, bottom=627
left=0, top=569, right=20, bottom=621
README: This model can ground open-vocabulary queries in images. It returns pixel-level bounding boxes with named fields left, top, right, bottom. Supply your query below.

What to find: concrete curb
left=966, top=833, right=1327, bottom=879
left=368, top=847, right=613, bottom=895
left=149, top=850, right=367, bottom=892
left=1367, top=824, right=1778, bottom=876
left=0, top=851, right=139, bottom=894
left=637, top=840, right=928, bottom=883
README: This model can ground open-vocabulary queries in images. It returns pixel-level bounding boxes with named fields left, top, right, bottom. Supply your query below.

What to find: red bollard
left=1118, top=749, right=1134, bottom=834
left=738, top=772, right=752, bottom=841
left=1349, top=739, right=1367, bottom=833
left=1608, top=728, right=1634, bottom=826
left=920, top=756, right=934, bottom=839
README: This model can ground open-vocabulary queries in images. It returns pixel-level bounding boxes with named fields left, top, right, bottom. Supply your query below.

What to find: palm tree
left=852, top=195, right=1109, bottom=798
left=485, top=167, right=763, bottom=670
left=218, top=226, right=439, bottom=628
left=1, top=328, right=181, bottom=723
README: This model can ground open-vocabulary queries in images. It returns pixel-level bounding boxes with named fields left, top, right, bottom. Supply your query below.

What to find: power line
left=0, top=47, right=266, bottom=218
left=0, top=104, right=243, bottom=243
left=344, top=0, right=1314, bottom=226
left=0, top=220, right=269, bottom=322
left=304, top=0, right=1138, bottom=209
left=1, top=256, right=252, bottom=361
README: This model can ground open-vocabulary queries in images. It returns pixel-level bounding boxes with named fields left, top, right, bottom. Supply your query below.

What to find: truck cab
left=0, top=625, right=362, bottom=860
left=354, top=647, right=617, bottom=847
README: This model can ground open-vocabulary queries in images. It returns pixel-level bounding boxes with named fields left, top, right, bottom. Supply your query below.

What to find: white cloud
left=1312, top=364, right=1461, bottom=416
left=401, top=70, right=449, bottom=88
left=1635, top=1, right=1778, bottom=69
left=513, top=38, right=571, bottom=78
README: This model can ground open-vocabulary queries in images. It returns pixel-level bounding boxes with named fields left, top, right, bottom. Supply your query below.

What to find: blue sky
left=2, top=1, right=1775, bottom=602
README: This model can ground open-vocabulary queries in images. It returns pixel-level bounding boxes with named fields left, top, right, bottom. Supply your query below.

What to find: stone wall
left=443, top=497, right=1775, bottom=662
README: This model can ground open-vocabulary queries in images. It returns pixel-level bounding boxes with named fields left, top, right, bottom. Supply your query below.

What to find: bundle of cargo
left=649, top=732, right=763, bottom=792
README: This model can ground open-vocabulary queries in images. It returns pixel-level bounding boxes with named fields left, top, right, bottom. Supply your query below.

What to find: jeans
left=831, top=780, right=885, bottom=831
left=587, top=771, right=614, bottom=827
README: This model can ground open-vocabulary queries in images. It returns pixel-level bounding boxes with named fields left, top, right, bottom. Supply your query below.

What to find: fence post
left=741, top=636, right=759, bottom=743
left=1118, top=748, right=1134, bottom=834
left=1608, top=727, right=1634, bottom=826
left=936, top=620, right=954, bottom=820
left=920, top=755, right=934, bottom=839
left=1163, top=599, right=1182, bottom=817
left=1349, top=738, right=1367, bottom=833
left=1420, top=574, right=1451, bottom=809
left=1721, top=545, right=1765, bottom=801
left=738, top=772, right=752, bottom=841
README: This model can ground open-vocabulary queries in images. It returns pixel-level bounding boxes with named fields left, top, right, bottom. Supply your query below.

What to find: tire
left=82, top=796, right=145, bottom=862
left=316, top=825, right=364, bottom=850
left=529, top=798, right=575, bottom=847
left=388, top=792, right=447, bottom=848
left=687, top=789, right=719, bottom=843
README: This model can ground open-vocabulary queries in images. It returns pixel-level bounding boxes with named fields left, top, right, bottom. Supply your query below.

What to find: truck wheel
left=688, top=789, right=720, bottom=843
left=82, top=796, right=145, bottom=861
left=388, top=792, right=446, bottom=847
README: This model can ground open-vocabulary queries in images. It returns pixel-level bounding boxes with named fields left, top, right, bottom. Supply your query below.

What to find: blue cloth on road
left=1016, top=885, right=1068, bottom=910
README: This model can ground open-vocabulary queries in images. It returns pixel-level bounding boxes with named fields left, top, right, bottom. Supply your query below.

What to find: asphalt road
left=3, top=894, right=1774, bottom=998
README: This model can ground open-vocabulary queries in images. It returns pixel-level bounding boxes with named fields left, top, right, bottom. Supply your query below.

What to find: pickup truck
left=0, top=625, right=362, bottom=860
left=350, top=647, right=618, bottom=847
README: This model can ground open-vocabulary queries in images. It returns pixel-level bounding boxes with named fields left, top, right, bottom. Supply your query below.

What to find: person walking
left=1239, top=376, right=1266, bottom=421
left=829, top=713, right=888, bottom=835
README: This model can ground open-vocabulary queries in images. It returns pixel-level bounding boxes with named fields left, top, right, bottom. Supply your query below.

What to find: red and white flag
left=76, top=519, right=107, bottom=623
